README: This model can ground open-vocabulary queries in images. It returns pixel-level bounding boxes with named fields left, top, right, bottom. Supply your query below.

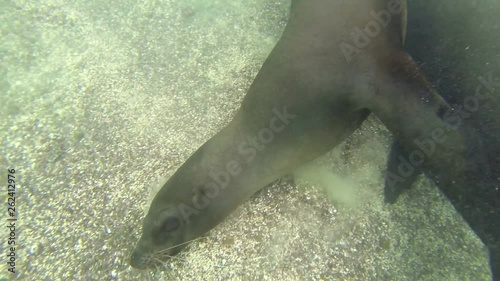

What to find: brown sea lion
left=131, top=0, right=496, bottom=278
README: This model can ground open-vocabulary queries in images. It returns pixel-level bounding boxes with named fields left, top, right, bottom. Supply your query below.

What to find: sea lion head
left=130, top=204, right=186, bottom=269
left=130, top=169, right=229, bottom=270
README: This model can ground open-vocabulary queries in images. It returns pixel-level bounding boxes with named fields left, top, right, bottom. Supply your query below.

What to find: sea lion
left=131, top=0, right=496, bottom=278
left=384, top=1, right=500, bottom=278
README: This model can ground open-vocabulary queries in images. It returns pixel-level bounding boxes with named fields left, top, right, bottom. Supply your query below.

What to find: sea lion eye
left=160, top=217, right=180, bottom=233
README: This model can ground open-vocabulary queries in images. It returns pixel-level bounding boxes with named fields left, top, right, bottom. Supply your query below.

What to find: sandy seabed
left=0, top=0, right=491, bottom=280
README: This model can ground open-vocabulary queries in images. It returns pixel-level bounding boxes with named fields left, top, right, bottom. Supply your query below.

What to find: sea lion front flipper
left=384, top=139, right=423, bottom=203
left=366, top=50, right=500, bottom=278
left=363, top=51, right=467, bottom=191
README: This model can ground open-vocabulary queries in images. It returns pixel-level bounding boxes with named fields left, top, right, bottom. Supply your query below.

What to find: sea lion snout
left=130, top=236, right=187, bottom=269
left=130, top=239, right=157, bottom=270
left=130, top=249, right=148, bottom=270
left=131, top=206, right=191, bottom=269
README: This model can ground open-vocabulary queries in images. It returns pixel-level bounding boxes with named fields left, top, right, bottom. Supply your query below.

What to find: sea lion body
left=131, top=0, right=382, bottom=268
left=131, top=0, right=401, bottom=269
left=131, top=0, right=497, bottom=278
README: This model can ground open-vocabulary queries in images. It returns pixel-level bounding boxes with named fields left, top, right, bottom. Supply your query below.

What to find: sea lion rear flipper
left=384, top=139, right=423, bottom=203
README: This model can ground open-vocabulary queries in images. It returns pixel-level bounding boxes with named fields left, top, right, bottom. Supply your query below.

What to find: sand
left=0, top=0, right=491, bottom=280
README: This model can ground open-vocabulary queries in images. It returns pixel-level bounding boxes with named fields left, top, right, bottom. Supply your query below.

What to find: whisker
left=158, top=253, right=189, bottom=262
left=151, top=257, right=165, bottom=269
left=157, top=261, right=169, bottom=271
left=158, top=236, right=207, bottom=253
left=152, top=260, right=179, bottom=281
